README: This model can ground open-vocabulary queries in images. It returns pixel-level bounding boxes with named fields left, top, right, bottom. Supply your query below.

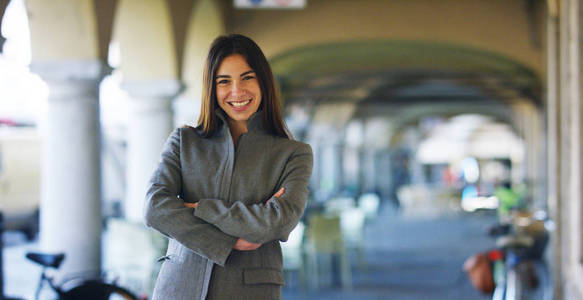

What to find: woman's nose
left=231, top=81, right=243, bottom=94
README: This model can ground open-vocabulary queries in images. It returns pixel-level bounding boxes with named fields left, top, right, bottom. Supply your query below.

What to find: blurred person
left=389, top=149, right=410, bottom=209
left=144, top=34, right=313, bottom=300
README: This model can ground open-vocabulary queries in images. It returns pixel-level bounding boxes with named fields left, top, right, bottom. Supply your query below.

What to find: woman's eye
left=243, top=75, right=255, bottom=81
left=216, top=79, right=229, bottom=85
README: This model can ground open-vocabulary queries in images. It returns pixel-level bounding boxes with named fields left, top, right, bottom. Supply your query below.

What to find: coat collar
left=214, top=109, right=267, bottom=135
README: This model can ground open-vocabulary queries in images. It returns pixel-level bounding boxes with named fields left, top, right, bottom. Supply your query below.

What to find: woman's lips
left=228, top=99, right=252, bottom=112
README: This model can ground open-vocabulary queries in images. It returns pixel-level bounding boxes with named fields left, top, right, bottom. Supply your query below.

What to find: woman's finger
left=274, top=187, right=285, bottom=198
left=184, top=202, right=198, bottom=208
left=265, top=187, right=285, bottom=206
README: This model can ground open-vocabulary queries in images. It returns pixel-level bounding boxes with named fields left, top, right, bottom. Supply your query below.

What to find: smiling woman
left=144, top=34, right=313, bottom=300
left=197, top=34, right=289, bottom=141
left=215, top=54, right=262, bottom=143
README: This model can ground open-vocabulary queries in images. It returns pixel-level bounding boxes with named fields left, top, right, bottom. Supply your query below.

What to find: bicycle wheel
left=505, top=266, right=522, bottom=300
left=492, top=282, right=506, bottom=300
left=61, top=280, right=138, bottom=300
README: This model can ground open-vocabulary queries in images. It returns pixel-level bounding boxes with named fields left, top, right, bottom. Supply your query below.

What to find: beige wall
left=227, top=0, right=544, bottom=77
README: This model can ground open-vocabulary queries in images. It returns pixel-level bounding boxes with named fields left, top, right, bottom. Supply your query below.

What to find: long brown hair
left=197, top=34, right=290, bottom=139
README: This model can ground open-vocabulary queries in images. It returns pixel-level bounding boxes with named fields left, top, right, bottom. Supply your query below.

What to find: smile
left=229, top=100, right=251, bottom=107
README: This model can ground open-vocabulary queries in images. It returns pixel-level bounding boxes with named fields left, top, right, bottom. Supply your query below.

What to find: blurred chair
left=104, top=219, right=165, bottom=294
left=340, top=208, right=366, bottom=270
left=358, top=193, right=380, bottom=221
left=304, top=214, right=352, bottom=290
left=324, top=196, right=355, bottom=215
left=281, top=222, right=306, bottom=289
left=398, top=185, right=436, bottom=218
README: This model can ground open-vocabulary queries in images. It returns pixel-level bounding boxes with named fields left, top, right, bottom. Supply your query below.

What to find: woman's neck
left=227, top=119, right=248, bottom=145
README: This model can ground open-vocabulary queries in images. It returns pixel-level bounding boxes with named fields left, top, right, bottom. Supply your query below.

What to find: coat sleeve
left=193, top=143, right=313, bottom=245
left=144, top=128, right=237, bottom=266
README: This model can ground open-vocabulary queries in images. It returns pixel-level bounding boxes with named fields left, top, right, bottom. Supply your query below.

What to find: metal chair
left=281, top=222, right=306, bottom=289
left=340, top=208, right=366, bottom=271
left=324, top=197, right=355, bottom=215
left=304, top=214, right=352, bottom=290
left=358, top=193, right=380, bottom=221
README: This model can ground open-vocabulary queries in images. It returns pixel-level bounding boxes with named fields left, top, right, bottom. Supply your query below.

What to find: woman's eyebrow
left=216, top=70, right=254, bottom=79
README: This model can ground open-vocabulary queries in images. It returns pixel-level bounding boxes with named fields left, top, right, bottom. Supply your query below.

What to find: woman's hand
left=184, top=202, right=198, bottom=208
left=234, top=238, right=261, bottom=251
left=233, top=188, right=283, bottom=250
left=273, top=187, right=285, bottom=198
left=265, top=187, right=285, bottom=205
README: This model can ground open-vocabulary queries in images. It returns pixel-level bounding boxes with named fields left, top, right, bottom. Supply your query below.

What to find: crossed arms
left=184, top=187, right=284, bottom=250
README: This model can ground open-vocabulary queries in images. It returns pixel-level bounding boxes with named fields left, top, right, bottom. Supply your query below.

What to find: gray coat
left=144, top=110, right=313, bottom=300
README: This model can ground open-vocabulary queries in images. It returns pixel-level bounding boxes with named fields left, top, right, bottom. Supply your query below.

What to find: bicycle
left=26, top=251, right=140, bottom=300
left=488, top=212, right=551, bottom=300
left=490, top=234, right=535, bottom=300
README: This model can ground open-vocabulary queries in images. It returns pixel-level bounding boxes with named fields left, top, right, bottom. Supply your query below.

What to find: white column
left=173, top=91, right=201, bottom=128
left=122, top=80, right=181, bottom=222
left=33, top=60, right=104, bottom=276
left=545, top=10, right=561, bottom=300
left=362, top=149, right=377, bottom=192
left=530, top=107, right=545, bottom=210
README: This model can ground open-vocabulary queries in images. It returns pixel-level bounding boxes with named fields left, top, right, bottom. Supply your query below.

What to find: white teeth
left=230, top=100, right=250, bottom=107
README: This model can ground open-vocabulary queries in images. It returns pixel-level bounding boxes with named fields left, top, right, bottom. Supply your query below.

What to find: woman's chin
left=225, top=110, right=256, bottom=123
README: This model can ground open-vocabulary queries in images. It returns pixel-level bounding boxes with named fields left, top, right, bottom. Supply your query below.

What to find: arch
left=386, top=103, right=520, bottom=148
left=27, top=0, right=101, bottom=61
left=182, top=0, right=226, bottom=100
left=270, top=40, right=541, bottom=105
left=113, top=0, right=177, bottom=80
left=94, top=0, right=117, bottom=62
left=272, top=40, right=537, bottom=79
left=166, top=0, right=196, bottom=79
left=0, top=0, right=10, bottom=52
left=230, top=0, right=544, bottom=74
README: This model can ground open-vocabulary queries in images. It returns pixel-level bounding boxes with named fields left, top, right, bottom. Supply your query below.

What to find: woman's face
left=215, top=54, right=262, bottom=126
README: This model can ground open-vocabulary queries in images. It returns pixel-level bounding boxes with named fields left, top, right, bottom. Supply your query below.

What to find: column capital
left=121, top=79, right=184, bottom=100
left=30, top=60, right=109, bottom=100
left=30, top=59, right=110, bottom=81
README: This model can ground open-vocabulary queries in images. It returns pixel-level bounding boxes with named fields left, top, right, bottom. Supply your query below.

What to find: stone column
left=530, top=107, right=545, bottom=210
left=0, top=0, right=8, bottom=53
left=33, top=60, right=105, bottom=277
left=122, top=80, right=181, bottom=222
left=357, top=147, right=366, bottom=195
left=362, top=149, right=376, bottom=193
left=545, top=9, right=561, bottom=300
left=173, top=92, right=201, bottom=128
left=335, top=141, right=345, bottom=194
